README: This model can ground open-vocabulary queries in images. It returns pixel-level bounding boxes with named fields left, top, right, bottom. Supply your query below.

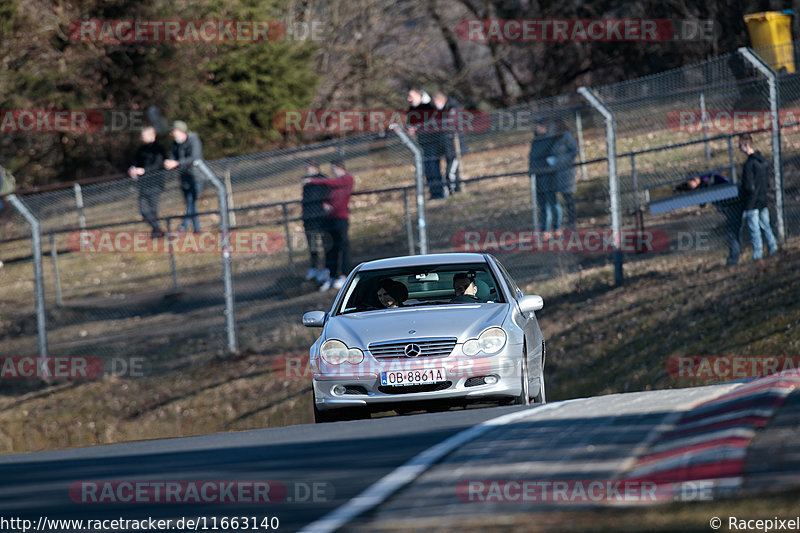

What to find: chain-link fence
left=2, top=45, right=798, bottom=363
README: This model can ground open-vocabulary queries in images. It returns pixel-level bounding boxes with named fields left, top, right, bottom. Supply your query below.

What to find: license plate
left=380, top=368, right=446, bottom=386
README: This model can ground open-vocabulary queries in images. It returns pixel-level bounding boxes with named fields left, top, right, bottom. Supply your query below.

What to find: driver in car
left=450, top=273, right=481, bottom=303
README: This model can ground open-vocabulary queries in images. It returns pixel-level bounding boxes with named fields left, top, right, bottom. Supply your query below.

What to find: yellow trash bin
left=744, top=11, right=795, bottom=73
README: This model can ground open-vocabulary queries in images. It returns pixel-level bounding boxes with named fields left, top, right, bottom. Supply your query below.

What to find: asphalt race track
left=1, top=375, right=798, bottom=533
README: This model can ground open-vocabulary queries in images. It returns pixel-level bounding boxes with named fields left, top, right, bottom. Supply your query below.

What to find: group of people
left=680, top=134, right=779, bottom=265
left=528, top=117, right=579, bottom=236
left=406, top=88, right=466, bottom=199
left=128, top=121, right=204, bottom=237
left=301, top=159, right=354, bottom=291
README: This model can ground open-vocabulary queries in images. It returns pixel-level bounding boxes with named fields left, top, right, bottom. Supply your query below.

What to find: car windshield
left=337, top=263, right=505, bottom=314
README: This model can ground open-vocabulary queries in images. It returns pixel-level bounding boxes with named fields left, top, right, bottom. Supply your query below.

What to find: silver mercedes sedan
left=302, top=253, right=546, bottom=422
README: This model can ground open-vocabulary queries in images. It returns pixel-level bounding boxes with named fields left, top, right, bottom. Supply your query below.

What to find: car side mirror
left=518, top=295, right=544, bottom=314
left=302, top=310, right=327, bottom=327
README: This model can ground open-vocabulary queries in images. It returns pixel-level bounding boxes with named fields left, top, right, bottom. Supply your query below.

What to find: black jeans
left=324, top=218, right=350, bottom=278
left=138, top=192, right=162, bottom=233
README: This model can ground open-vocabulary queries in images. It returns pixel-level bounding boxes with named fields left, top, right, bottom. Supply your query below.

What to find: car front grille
left=369, top=337, right=457, bottom=359
left=378, top=382, right=453, bottom=394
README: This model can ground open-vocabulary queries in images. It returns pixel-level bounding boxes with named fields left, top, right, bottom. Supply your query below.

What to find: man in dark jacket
left=529, top=119, right=558, bottom=233
left=164, top=120, right=204, bottom=232
left=407, top=88, right=446, bottom=199
left=302, top=160, right=329, bottom=282
left=128, top=126, right=166, bottom=236
left=433, top=92, right=467, bottom=195
left=739, top=133, right=777, bottom=260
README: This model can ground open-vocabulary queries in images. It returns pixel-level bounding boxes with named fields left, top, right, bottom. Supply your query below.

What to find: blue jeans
left=537, top=190, right=561, bottom=231
left=719, top=205, right=742, bottom=265
left=743, top=207, right=777, bottom=260
left=180, top=183, right=202, bottom=232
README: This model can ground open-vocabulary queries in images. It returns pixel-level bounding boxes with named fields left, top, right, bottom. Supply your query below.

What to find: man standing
left=301, top=160, right=330, bottom=282
left=164, top=120, right=204, bottom=232
left=407, top=88, right=446, bottom=199
left=739, top=133, right=778, bottom=260
left=433, top=92, right=465, bottom=195
left=316, top=159, right=353, bottom=291
left=128, top=126, right=166, bottom=237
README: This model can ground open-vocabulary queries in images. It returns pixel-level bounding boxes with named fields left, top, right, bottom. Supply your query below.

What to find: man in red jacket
left=307, top=159, right=353, bottom=291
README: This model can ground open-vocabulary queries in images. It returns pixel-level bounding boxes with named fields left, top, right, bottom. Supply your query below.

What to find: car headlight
left=463, top=327, right=507, bottom=356
left=321, top=339, right=364, bottom=364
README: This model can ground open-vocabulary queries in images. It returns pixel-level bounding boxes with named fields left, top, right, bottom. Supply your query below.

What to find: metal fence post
left=48, top=233, right=63, bottom=308
left=389, top=124, right=427, bottom=254
left=165, top=217, right=180, bottom=293
left=739, top=47, right=785, bottom=242
left=579, top=87, right=623, bottom=285
left=700, top=92, right=711, bottom=161
left=403, top=187, right=415, bottom=256
left=223, top=164, right=237, bottom=227
left=281, top=202, right=296, bottom=275
left=7, top=194, right=49, bottom=358
left=73, top=183, right=86, bottom=229
left=529, top=173, right=539, bottom=232
left=193, top=159, right=239, bottom=355
left=575, top=107, right=589, bottom=181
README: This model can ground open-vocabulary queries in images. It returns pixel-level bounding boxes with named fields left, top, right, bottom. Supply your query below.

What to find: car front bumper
left=312, top=344, right=526, bottom=412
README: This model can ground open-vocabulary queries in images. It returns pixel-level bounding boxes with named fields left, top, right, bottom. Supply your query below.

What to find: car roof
left=356, top=252, right=490, bottom=271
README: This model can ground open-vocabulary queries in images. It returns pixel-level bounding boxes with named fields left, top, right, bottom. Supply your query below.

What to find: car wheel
left=514, top=348, right=530, bottom=405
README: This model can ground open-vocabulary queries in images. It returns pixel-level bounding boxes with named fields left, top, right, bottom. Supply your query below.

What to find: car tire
left=514, top=348, right=530, bottom=405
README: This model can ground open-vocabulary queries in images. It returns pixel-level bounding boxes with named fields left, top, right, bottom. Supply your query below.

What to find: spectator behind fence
left=738, top=133, right=778, bottom=261
left=128, top=126, right=166, bottom=237
left=529, top=118, right=578, bottom=235
left=302, top=159, right=330, bottom=282
left=552, top=119, right=579, bottom=231
left=306, top=159, right=353, bottom=291
left=164, top=120, right=204, bottom=233
left=676, top=173, right=744, bottom=266
left=433, top=91, right=466, bottom=195
left=407, top=88, right=446, bottom=199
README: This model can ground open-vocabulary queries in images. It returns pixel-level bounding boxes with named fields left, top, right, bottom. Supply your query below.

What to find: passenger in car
left=377, top=278, right=408, bottom=308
